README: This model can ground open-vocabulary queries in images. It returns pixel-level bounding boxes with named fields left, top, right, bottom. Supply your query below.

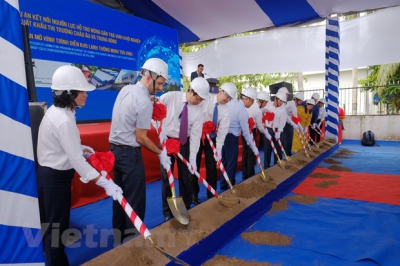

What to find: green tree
left=360, top=64, right=400, bottom=113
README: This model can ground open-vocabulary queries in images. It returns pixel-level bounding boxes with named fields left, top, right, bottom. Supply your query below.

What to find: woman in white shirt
left=36, top=65, right=122, bottom=266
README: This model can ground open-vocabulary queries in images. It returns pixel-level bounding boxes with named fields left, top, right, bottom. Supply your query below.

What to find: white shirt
left=109, top=83, right=152, bottom=147
left=318, top=106, right=327, bottom=121
left=285, top=100, right=297, bottom=125
left=227, top=99, right=253, bottom=145
left=246, top=102, right=267, bottom=135
left=37, top=105, right=99, bottom=183
left=200, top=94, right=230, bottom=150
left=264, top=102, right=287, bottom=133
left=159, top=91, right=204, bottom=160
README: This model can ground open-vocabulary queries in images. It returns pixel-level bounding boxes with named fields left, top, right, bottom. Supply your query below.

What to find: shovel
left=314, top=125, right=334, bottom=146
left=246, top=119, right=274, bottom=181
left=155, top=125, right=189, bottom=225
left=296, top=127, right=310, bottom=158
left=255, top=153, right=271, bottom=182
left=116, top=193, right=190, bottom=266
left=205, top=134, right=236, bottom=192
left=268, top=137, right=286, bottom=169
left=164, top=158, right=189, bottom=225
left=177, top=153, right=239, bottom=208
left=270, top=124, right=292, bottom=163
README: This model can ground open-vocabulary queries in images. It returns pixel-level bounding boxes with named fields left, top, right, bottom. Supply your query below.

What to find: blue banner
left=20, top=0, right=181, bottom=121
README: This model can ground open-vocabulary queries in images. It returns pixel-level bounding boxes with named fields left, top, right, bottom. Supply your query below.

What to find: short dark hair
left=53, top=90, right=79, bottom=109
left=198, top=64, right=204, bottom=68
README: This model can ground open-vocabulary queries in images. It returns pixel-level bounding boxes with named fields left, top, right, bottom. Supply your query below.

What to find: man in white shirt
left=316, top=98, right=327, bottom=142
left=220, top=83, right=258, bottom=190
left=278, top=87, right=299, bottom=156
left=109, top=58, right=171, bottom=242
left=242, top=88, right=270, bottom=180
left=191, top=85, right=231, bottom=203
left=159, top=77, right=209, bottom=220
left=37, top=65, right=122, bottom=265
left=264, top=90, right=287, bottom=168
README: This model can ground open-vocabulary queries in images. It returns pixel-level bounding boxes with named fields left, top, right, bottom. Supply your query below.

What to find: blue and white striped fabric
left=119, top=0, right=400, bottom=43
left=0, top=0, right=45, bottom=264
left=325, top=17, right=340, bottom=142
left=179, top=49, right=183, bottom=90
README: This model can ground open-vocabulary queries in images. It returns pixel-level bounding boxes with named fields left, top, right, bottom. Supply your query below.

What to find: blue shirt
left=227, top=99, right=253, bottom=145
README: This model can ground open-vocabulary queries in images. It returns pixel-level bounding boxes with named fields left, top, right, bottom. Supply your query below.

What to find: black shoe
left=191, top=195, right=200, bottom=205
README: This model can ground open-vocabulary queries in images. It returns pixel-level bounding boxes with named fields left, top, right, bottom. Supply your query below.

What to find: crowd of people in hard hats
left=35, top=58, right=327, bottom=265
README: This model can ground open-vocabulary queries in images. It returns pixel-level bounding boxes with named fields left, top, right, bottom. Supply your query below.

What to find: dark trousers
left=264, top=127, right=282, bottom=168
left=111, top=147, right=145, bottom=243
left=282, top=122, right=294, bottom=156
left=161, top=140, right=191, bottom=218
left=191, top=137, right=217, bottom=199
left=315, top=119, right=322, bottom=142
left=220, top=133, right=238, bottom=189
left=37, top=165, right=75, bottom=266
left=241, top=128, right=256, bottom=180
left=309, top=125, right=318, bottom=143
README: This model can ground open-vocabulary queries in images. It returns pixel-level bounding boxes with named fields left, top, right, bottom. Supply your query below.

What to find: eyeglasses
left=258, top=99, right=265, bottom=104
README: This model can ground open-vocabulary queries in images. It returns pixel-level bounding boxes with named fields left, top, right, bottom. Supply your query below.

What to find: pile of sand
left=84, top=143, right=331, bottom=266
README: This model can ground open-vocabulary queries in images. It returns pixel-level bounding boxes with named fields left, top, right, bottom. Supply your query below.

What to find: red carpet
left=293, top=167, right=400, bottom=205
left=71, top=122, right=246, bottom=208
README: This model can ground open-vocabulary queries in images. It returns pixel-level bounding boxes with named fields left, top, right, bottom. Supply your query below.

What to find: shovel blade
left=167, top=196, right=189, bottom=225
left=259, top=171, right=269, bottom=183
left=150, top=241, right=190, bottom=266
left=278, top=160, right=286, bottom=170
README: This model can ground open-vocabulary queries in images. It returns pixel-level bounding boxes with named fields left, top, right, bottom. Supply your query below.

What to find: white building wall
left=343, top=115, right=400, bottom=140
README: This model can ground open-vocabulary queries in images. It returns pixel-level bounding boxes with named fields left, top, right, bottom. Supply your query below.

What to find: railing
left=294, top=87, right=394, bottom=116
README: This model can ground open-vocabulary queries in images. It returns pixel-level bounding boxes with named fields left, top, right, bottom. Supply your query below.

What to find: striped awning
left=117, top=0, right=400, bottom=43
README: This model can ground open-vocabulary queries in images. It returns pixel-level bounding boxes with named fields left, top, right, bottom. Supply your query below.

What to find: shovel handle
left=116, top=192, right=151, bottom=239
left=154, top=124, right=177, bottom=196
left=177, top=153, right=219, bottom=199
left=117, top=192, right=190, bottom=266
left=205, top=134, right=235, bottom=191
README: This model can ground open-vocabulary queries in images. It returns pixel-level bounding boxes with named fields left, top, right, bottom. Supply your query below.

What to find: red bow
left=165, top=138, right=181, bottom=156
left=248, top=117, right=255, bottom=131
left=262, top=112, right=275, bottom=123
left=87, top=151, right=115, bottom=179
left=201, top=121, right=215, bottom=144
left=152, top=102, right=167, bottom=121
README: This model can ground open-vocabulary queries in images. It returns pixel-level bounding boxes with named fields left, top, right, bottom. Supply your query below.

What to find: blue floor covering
left=67, top=140, right=400, bottom=265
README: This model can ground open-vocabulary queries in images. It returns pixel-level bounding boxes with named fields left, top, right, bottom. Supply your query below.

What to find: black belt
left=109, top=143, right=139, bottom=149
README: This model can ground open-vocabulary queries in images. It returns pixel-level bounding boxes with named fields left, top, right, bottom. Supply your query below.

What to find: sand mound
left=287, top=195, right=318, bottom=204
left=328, top=165, right=352, bottom=172
left=323, top=158, right=342, bottom=164
left=203, top=255, right=279, bottom=266
left=241, top=231, right=292, bottom=246
left=309, top=172, right=340, bottom=179
left=315, top=180, right=338, bottom=188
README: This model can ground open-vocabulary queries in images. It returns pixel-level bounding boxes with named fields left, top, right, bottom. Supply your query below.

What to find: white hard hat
left=318, top=98, right=326, bottom=104
left=306, top=99, right=315, bottom=105
left=294, top=92, right=304, bottom=101
left=312, top=92, right=320, bottom=100
left=190, top=77, right=210, bottom=99
left=51, top=65, right=95, bottom=94
left=257, top=91, right=270, bottom=101
left=278, top=87, right=291, bottom=94
left=241, top=87, right=257, bottom=101
left=220, top=82, right=237, bottom=99
left=275, top=90, right=287, bottom=102
left=82, top=66, right=90, bottom=72
left=141, top=58, right=169, bottom=80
